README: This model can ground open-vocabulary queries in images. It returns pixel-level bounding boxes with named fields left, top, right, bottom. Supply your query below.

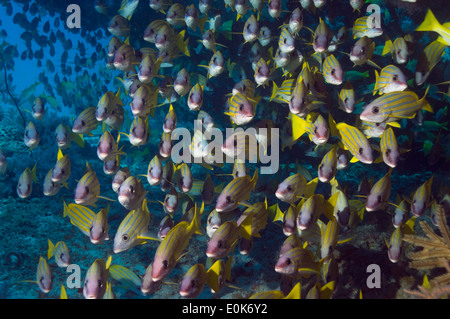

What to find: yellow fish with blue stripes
left=151, top=202, right=204, bottom=281
left=36, top=256, right=53, bottom=293
left=335, top=122, right=373, bottom=164
left=113, top=199, right=157, bottom=253
left=47, top=239, right=71, bottom=268
left=83, top=256, right=112, bottom=299
left=319, top=217, right=339, bottom=260
left=318, top=144, right=338, bottom=183
left=415, top=40, right=447, bottom=86
left=338, top=81, right=356, bottom=113
left=416, top=9, right=450, bottom=46
left=225, top=92, right=255, bottom=125
left=382, top=36, right=409, bottom=64
left=278, top=26, right=295, bottom=53
left=380, top=126, right=399, bottom=168
left=215, top=169, right=258, bottom=212
left=365, top=168, right=393, bottom=212
left=352, top=15, right=383, bottom=39
left=410, top=175, right=434, bottom=217
left=322, top=54, right=343, bottom=85
left=374, top=65, right=408, bottom=95
left=360, top=87, right=433, bottom=123
left=72, top=107, right=99, bottom=135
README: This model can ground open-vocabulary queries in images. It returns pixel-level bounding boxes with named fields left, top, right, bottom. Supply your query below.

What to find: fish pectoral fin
left=97, top=195, right=116, bottom=202
left=137, top=230, right=161, bottom=242
left=176, top=250, right=190, bottom=263
left=350, top=156, right=360, bottom=163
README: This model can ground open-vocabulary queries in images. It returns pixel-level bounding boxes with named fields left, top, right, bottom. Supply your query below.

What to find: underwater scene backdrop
left=0, top=0, right=449, bottom=299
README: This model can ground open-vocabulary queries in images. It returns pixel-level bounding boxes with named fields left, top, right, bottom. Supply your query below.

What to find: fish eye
left=97, top=280, right=103, bottom=288
left=377, top=195, right=382, bottom=203
left=331, top=69, right=335, bottom=75
left=85, top=186, right=90, bottom=194
left=81, top=120, right=86, bottom=126
left=89, top=226, right=93, bottom=232
left=226, top=196, right=232, bottom=204
left=283, top=38, right=287, bottom=44
left=239, top=103, right=244, bottom=111
left=287, top=185, right=292, bottom=192
left=217, top=240, right=223, bottom=248
left=122, top=234, right=129, bottom=241
left=372, top=106, right=379, bottom=114
left=360, top=47, right=365, bottom=54
left=285, top=258, right=292, bottom=265
left=129, top=185, right=135, bottom=193
left=358, top=147, right=363, bottom=155
left=392, top=75, right=398, bottom=81
left=162, top=260, right=169, bottom=269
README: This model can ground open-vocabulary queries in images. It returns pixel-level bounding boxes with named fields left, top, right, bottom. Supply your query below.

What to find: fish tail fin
left=106, top=255, right=112, bottom=269
left=270, top=81, right=279, bottom=102
left=382, top=38, right=393, bottom=56
left=47, top=239, right=55, bottom=260
left=420, top=85, right=433, bottom=113
left=373, top=70, right=380, bottom=96
left=175, top=30, right=190, bottom=57
left=284, top=282, right=301, bottom=299
left=63, top=199, right=69, bottom=218
left=304, top=177, right=319, bottom=198
left=199, top=16, right=208, bottom=34
left=220, top=20, right=233, bottom=41
left=195, top=202, right=205, bottom=235
left=31, top=163, right=37, bottom=183
left=72, top=132, right=85, bottom=148
left=416, top=10, right=441, bottom=32
left=251, top=168, right=259, bottom=190
left=291, top=114, right=307, bottom=141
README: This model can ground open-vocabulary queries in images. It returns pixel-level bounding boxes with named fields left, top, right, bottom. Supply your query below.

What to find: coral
left=402, top=204, right=450, bottom=298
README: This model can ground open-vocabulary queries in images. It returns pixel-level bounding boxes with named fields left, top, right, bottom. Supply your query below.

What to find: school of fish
left=3, top=0, right=450, bottom=299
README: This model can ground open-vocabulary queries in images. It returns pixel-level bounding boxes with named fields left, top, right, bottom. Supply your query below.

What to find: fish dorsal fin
left=57, top=148, right=64, bottom=161
left=106, top=255, right=112, bottom=269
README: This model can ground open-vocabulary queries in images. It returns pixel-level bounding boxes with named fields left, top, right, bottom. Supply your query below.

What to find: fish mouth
left=97, top=151, right=110, bottom=161
left=205, top=251, right=218, bottom=258
left=275, top=190, right=285, bottom=200
left=74, top=197, right=85, bottom=205
left=113, top=246, right=124, bottom=254
left=359, top=111, right=370, bottom=122
left=318, top=174, right=330, bottom=183
left=118, top=194, right=130, bottom=205
left=84, top=293, right=98, bottom=299
left=90, top=237, right=101, bottom=244
left=179, top=290, right=192, bottom=297
left=148, top=176, right=160, bottom=185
